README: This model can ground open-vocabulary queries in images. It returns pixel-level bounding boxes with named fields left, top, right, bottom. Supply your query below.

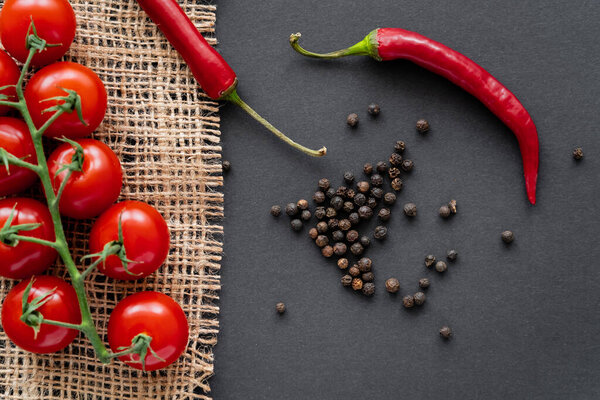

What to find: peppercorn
left=501, top=230, right=514, bottom=243
left=353, top=193, right=366, bottom=206
left=357, top=257, right=372, bottom=272
left=327, top=218, right=339, bottom=230
left=385, top=278, right=400, bottom=293
left=291, top=219, right=303, bottom=231
left=346, top=242, right=362, bottom=256
left=416, top=119, right=430, bottom=133
left=346, top=189, right=356, bottom=199
left=370, top=174, right=383, bottom=187
left=301, top=210, right=311, bottom=221
left=389, top=153, right=402, bottom=166
left=276, top=302, right=285, bottom=314
left=419, top=278, right=430, bottom=289
left=337, top=258, right=349, bottom=270
left=333, top=242, right=347, bottom=256
left=321, top=245, right=334, bottom=258
left=222, top=160, right=231, bottom=172
left=413, top=291, right=426, bottom=305
left=316, top=221, right=328, bottom=234
left=343, top=201, right=354, bottom=213
left=331, top=196, right=344, bottom=211
left=332, top=230, right=344, bottom=242
left=376, top=161, right=388, bottom=174
left=366, top=197, right=378, bottom=209
left=315, top=235, right=329, bottom=248
left=394, top=140, right=406, bottom=153
left=363, top=163, right=373, bottom=175
left=439, top=205, right=451, bottom=218
left=351, top=278, right=363, bottom=291
left=367, top=103, right=380, bottom=116
left=573, top=147, right=584, bottom=160
left=358, top=206, right=373, bottom=220
left=383, top=192, right=396, bottom=206
left=270, top=205, right=281, bottom=217
left=336, top=186, right=348, bottom=198
left=362, top=272, right=374, bottom=282
left=370, top=187, right=383, bottom=199
left=435, top=261, right=447, bottom=273
left=346, top=230, right=359, bottom=243
left=388, top=167, right=401, bottom=179
left=297, top=199, right=308, bottom=210
left=447, top=249, right=457, bottom=261
left=318, top=178, right=330, bottom=191
left=374, top=225, right=388, bottom=240
left=338, top=219, right=351, bottom=231
left=348, top=212, right=360, bottom=225
left=402, top=295, right=415, bottom=308
left=424, top=255, right=436, bottom=268
left=308, top=228, right=318, bottom=239
left=439, top=326, right=452, bottom=339
left=313, top=191, right=326, bottom=204
left=349, top=265, right=360, bottom=277
left=326, top=187, right=336, bottom=198
left=347, top=113, right=359, bottom=127
left=360, top=236, right=371, bottom=248
left=285, top=202, right=298, bottom=216
left=356, top=181, right=370, bottom=193
left=341, top=274, right=353, bottom=287
left=325, top=207, right=337, bottom=219
left=314, top=206, right=326, bottom=220
left=403, top=202, right=417, bottom=217
left=362, top=282, right=375, bottom=296
left=344, top=171, right=355, bottom=183
left=378, top=208, right=391, bottom=221
left=391, top=178, right=403, bottom=191
left=448, top=199, right=457, bottom=214
left=401, top=159, right=414, bottom=172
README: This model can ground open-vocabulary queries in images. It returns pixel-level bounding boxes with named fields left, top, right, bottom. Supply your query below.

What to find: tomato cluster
left=0, top=0, right=188, bottom=370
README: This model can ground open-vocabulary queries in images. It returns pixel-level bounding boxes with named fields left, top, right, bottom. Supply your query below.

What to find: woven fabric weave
left=0, top=0, right=222, bottom=398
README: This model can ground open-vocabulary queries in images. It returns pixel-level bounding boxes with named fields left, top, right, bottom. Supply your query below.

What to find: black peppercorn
left=327, top=218, right=339, bottom=230
left=314, top=206, right=326, bottom=220
left=350, top=242, right=364, bottom=256
left=333, top=242, right=347, bottom=256
left=290, top=219, right=303, bottom=231
left=416, top=119, right=430, bottom=133
left=348, top=212, right=360, bottom=225
left=313, top=191, right=326, bottom=204
left=351, top=278, right=363, bottom=291
left=316, top=221, right=328, bottom=234
left=297, top=199, right=309, bottom=210
left=338, top=219, right=351, bottom=231
left=276, top=302, right=285, bottom=314
left=346, top=189, right=356, bottom=199
left=413, top=291, right=426, bottom=305
left=376, top=161, right=388, bottom=174
left=501, top=230, right=514, bottom=243
left=360, top=236, right=371, bottom=248
left=341, top=274, right=353, bottom=287
left=326, top=187, right=336, bottom=198
left=270, top=205, right=281, bottom=217
left=424, top=255, right=436, bottom=268
left=362, top=272, right=374, bottom=282
left=435, top=261, right=447, bottom=273
left=222, top=160, right=231, bottom=172
left=449, top=199, right=457, bottom=214
left=330, top=196, right=344, bottom=211
left=374, top=225, right=387, bottom=240
left=343, top=201, right=354, bottom=213
left=391, top=178, right=403, bottom=191
left=389, top=153, right=402, bottom=166
left=370, top=174, right=383, bottom=187
left=401, top=159, right=414, bottom=172
left=439, top=326, right=452, bottom=339
left=367, top=103, right=380, bottom=116
left=318, top=178, right=330, bottom=191
left=357, top=257, right=372, bottom=272
left=301, top=210, right=311, bottom=221
left=346, top=230, right=359, bottom=243
left=378, top=208, right=391, bottom=221
left=402, top=295, right=415, bottom=308
left=336, top=186, right=348, bottom=198
left=383, top=192, right=396, bottom=206
left=388, top=167, right=401, bottom=179
left=353, top=193, right=366, bottom=206
left=419, top=278, right=430, bottom=289
left=332, top=230, right=344, bottom=242
left=285, top=202, right=298, bottom=216
left=344, top=171, right=355, bottom=183
left=363, top=163, right=373, bottom=175
left=321, top=245, right=334, bottom=258
left=337, top=258, right=349, bottom=270
left=394, top=140, right=406, bottom=153
left=347, top=113, right=359, bottom=127
left=309, top=227, right=318, bottom=239
left=403, top=202, right=417, bottom=217
left=447, top=249, right=457, bottom=261
left=366, top=197, right=378, bottom=209
left=371, top=187, right=383, bottom=199
left=356, top=181, right=370, bottom=193
left=325, top=207, right=337, bottom=218
left=362, top=282, right=375, bottom=296
left=349, top=265, right=360, bottom=277
left=385, top=278, right=400, bottom=293
left=573, top=147, right=584, bottom=160
left=315, top=235, right=329, bottom=247
left=439, top=205, right=451, bottom=218
left=358, top=206, right=373, bottom=220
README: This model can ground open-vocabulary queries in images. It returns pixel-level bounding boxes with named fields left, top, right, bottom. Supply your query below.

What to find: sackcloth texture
left=0, top=0, right=223, bottom=398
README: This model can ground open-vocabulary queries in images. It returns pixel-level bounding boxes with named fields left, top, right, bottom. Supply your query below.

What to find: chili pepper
left=135, top=0, right=326, bottom=157
left=290, top=29, right=539, bottom=203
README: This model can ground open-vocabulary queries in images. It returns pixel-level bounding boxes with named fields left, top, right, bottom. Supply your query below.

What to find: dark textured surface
left=212, top=1, right=600, bottom=399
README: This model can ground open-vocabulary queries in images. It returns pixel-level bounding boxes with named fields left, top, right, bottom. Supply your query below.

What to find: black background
left=211, top=1, right=600, bottom=399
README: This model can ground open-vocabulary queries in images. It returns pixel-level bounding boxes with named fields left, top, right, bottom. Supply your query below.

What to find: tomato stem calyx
left=25, top=19, right=62, bottom=54
left=0, top=204, right=42, bottom=246
left=113, top=333, right=165, bottom=372
left=40, top=87, right=87, bottom=126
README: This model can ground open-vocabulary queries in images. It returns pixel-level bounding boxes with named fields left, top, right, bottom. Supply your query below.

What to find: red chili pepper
left=290, top=28, right=539, bottom=204
left=135, top=0, right=326, bottom=157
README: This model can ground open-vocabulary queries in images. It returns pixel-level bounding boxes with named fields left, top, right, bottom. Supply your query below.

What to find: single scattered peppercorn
left=424, top=254, right=436, bottom=268
left=325, top=207, right=337, bottom=219
left=330, top=196, right=344, bottom=211
left=378, top=208, right=391, bottom=221
left=401, top=159, right=414, bottom=172
left=285, top=202, right=298, bottom=216
left=315, top=235, right=329, bottom=247
left=402, top=295, right=415, bottom=308
left=290, top=219, right=303, bottom=231
left=383, top=192, right=396, bottom=205
left=394, top=140, right=406, bottom=153
left=360, top=236, right=371, bottom=248
left=376, top=161, right=388, bottom=174
left=348, top=212, right=360, bottom=225
left=357, top=181, right=370, bottom=193
left=314, top=206, right=326, bottom=220
left=435, top=260, right=447, bottom=273
left=309, top=227, right=318, bottom=239
left=346, top=230, right=359, bottom=243
left=350, top=242, right=364, bottom=256
left=447, top=249, right=457, bottom=261
left=338, top=219, right=351, bottom=231
left=403, top=202, right=417, bottom=217
left=358, top=206, right=374, bottom=220
left=313, top=191, right=326, bottom=203
left=413, top=291, right=426, bottom=305
left=391, top=177, right=403, bottom=191
left=388, top=167, right=401, bottom=179
left=318, top=178, right=330, bottom=191
left=316, top=221, right=328, bottom=233
left=222, top=160, right=231, bottom=172
left=439, top=205, right=451, bottom=218
left=363, top=163, right=373, bottom=175
left=333, top=242, right=347, bottom=256
left=347, top=113, right=359, bottom=127
left=357, top=257, right=372, bottom=272
left=351, top=278, right=363, bottom=291
left=301, top=210, right=311, bottom=221
left=389, top=153, right=402, bottom=166
left=276, top=302, right=285, bottom=314
left=374, top=225, right=388, bottom=240
left=337, top=258, right=349, bottom=269
left=501, top=230, right=514, bottom=243
left=367, top=103, right=380, bottom=116
left=332, top=230, right=345, bottom=242
left=321, top=245, right=334, bottom=257
left=297, top=199, right=309, bottom=210
left=343, top=201, right=354, bottom=213
left=326, top=187, right=336, bottom=198
left=370, top=187, right=383, bottom=199
left=419, top=278, right=430, bottom=289
left=344, top=171, right=355, bottom=183
left=416, top=119, right=430, bottom=133
left=336, top=186, right=348, bottom=198
left=270, top=205, right=281, bottom=217
left=573, top=147, right=584, bottom=160
left=362, top=282, right=375, bottom=296
left=349, top=265, right=360, bottom=277
left=341, top=275, right=353, bottom=287
left=448, top=199, right=457, bottom=214
left=385, top=278, right=400, bottom=293
left=439, top=326, right=452, bottom=339
left=370, top=174, right=383, bottom=187
left=354, top=193, right=366, bottom=206
left=362, top=272, right=374, bottom=282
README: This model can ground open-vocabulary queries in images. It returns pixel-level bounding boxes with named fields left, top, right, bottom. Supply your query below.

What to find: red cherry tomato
left=0, top=0, right=76, bottom=66
left=25, top=62, right=107, bottom=138
left=89, top=201, right=169, bottom=280
left=1, top=276, right=81, bottom=353
left=108, top=291, right=188, bottom=371
left=47, top=139, right=122, bottom=219
left=0, top=198, right=57, bottom=279
left=0, top=117, right=38, bottom=196
left=0, top=51, right=20, bottom=114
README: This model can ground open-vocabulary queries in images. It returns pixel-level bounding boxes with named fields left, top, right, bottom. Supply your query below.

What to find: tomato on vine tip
left=0, top=117, right=38, bottom=197
left=0, top=52, right=20, bottom=115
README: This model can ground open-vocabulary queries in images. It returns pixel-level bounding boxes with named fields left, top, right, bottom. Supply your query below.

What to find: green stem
left=224, top=90, right=326, bottom=157
left=289, top=32, right=380, bottom=60
left=8, top=234, right=59, bottom=249
left=39, top=318, right=83, bottom=330
left=0, top=149, right=40, bottom=172
left=52, top=169, right=72, bottom=209
left=0, top=100, right=22, bottom=109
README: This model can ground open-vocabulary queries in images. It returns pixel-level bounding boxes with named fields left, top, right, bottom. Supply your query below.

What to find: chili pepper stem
left=223, top=90, right=326, bottom=157
left=289, top=32, right=380, bottom=61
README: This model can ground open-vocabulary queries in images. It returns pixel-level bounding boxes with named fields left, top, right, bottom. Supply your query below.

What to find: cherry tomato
left=0, top=117, right=38, bottom=196
left=1, top=276, right=81, bottom=353
left=47, top=139, right=122, bottom=219
left=89, top=201, right=169, bottom=280
left=0, top=51, right=20, bottom=115
left=108, top=291, right=188, bottom=371
left=0, top=0, right=76, bottom=66
left=25, top=62, right=107, bottom=138
left=0, top=198, right=57, bottom=279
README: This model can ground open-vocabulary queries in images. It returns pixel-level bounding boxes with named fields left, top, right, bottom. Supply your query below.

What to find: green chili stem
left=289, top=32, right=376, bottom=59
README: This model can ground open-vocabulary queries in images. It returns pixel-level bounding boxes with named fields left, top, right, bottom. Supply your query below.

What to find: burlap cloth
left=0, top=1, right=223, bottom=398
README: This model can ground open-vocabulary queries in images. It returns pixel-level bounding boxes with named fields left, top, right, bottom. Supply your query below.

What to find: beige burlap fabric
left=0, top=0, right=222, bottom=398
